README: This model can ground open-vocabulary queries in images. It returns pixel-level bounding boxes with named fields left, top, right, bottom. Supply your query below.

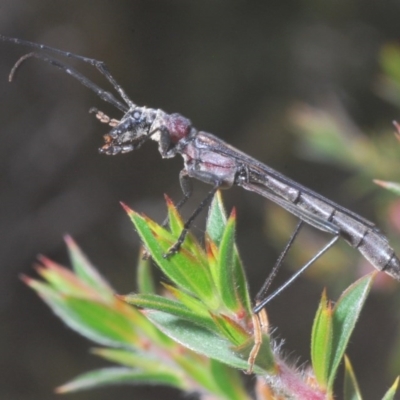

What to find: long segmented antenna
left=10, top=52, right=128, bottom=113
left=0, top=35, right=134, bottom=112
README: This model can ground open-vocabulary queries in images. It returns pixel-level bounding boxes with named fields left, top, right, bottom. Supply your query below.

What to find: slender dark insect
left=2, top=35, right=399, bottom=315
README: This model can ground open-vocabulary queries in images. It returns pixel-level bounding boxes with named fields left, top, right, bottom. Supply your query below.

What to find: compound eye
left=133, top=110, right=141, bottom=120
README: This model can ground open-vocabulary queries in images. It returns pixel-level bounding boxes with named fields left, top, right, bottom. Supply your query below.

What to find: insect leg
left=160, top=170, right=192, bottom=229
left=175, top=170, right=193, bottom=210
left=253, top=235, right=339, bottom=314
left=246, top=307, right=269, bottom=374
left=164, top=184, right=220, bottom=257
left=254, top=220, right=304, bottom=305
left=248, top=221, right=303, bottom=373
left=142, top=171, right=194, bottom=261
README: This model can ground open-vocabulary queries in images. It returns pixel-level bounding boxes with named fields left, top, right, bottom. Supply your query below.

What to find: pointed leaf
left=327, top=273, right=375, bottom=390
left=206, top=194, right=251, bottom=312
left=216, top=209, right=242, bottom=312
left=145, top=309, right=272, bottom=374
left=311, top=289, right=333, bottom=388
left=233, top=332, right=276, bottom=372
left=121, top=292, right=217, bottom=333
left=27, top=279, right=130, bottom=346
left=211, top=313, right=249, bottom=345
left=36, top=257, right=102, bottom=299
left=382, top=377, right=399, bottom=400
left=165, top=195, right=184, bottom=237
left=127, top=210, right=215, bottom=304
left=171, top=351, right=224, bottom=395
left=231, top=254, right=252, bottom=314
left=209, top=359, right=250, bottom=400
left=56, top=367, right=186, bottom=393
left=373, top=179, right=400, bottom=195
left=61, top=297, right=139, bottom=347
left=207, top=191, right=228, bottom=245
left=92, top=348, right=173, bottom=372
left=343, top=355, right=362, bottom=400
left=136, top=249, right=156, bottom=294
left=165, top=197, right=204, bottom=258
left=162, top=284, right=214, bottom=317
left=25, top=272, right=162, bottom=348
left=65, top=236, right=113, bottom=295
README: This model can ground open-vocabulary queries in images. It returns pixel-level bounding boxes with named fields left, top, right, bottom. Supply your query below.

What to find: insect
left=1, top=35, right=399, bottom=315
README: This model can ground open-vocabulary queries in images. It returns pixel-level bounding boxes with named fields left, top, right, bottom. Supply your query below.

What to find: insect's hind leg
left=255, top=220, right=304, bottom=306
left=253, top=234, right=340, bottom=314
left=244, top=221, right=304, bottom=373
left=246, top=307, right=269, bottom=374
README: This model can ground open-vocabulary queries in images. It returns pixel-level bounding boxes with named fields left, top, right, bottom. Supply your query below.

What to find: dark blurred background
left=1, top=1, right=400, bottom=399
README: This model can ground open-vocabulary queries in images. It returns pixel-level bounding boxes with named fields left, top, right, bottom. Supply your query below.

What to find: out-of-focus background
left=2, top=1, right=400, bottom=399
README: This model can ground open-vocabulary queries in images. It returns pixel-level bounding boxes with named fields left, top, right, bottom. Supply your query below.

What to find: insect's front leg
left=142, top=170, right=194, bottom=261
left=160, top=170, right=192, bottom=229
left=148, top=126, right=178, bottom=158
left=176, top=169, right=193, bottom=210
left=164, top=177, right=221, bottom=258
left=159, top=127, right=173, bottom=155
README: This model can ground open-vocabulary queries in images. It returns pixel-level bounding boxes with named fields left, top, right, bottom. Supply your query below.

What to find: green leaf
left=128, top=210, right=216, bottom=305
left=231, top=254, right=252, bottom=314
left=136, top=249, right=156, bottom=294
left=27, top=280, right=131, bottom=347
left=172, top=351, right=227, bottom=396
left=233, top=331, right=276, bottom=372
left=121, top=292, right=217, bottom=333
left=208, top=193, right=251, bottom=313
left=209, top=358, right=250, bottom=400
left=56, top=367, right=186, bottom=393
left=61, top=297, right=139, bottom=347
left=65, top=236, right=113, bottom=296
left=343, top=355, right=362, bottom=400
left=162, top=284, right=215, bottom=318
left=92, top=348, right=146, bottom=367
left=146, top=310, right=247, bottom=369
left=373, top=179, right=400, bottom=195
left=36, top=257, right=100, bottom=299
left=165, top=196, right=204, bottom=258
left=92, top=348, right=177, bottom=373
left=327, top=273, right=375, bottom=390
left=146, top=310, right=275, bottom=374
left=311, top=289, right=333, bottom=388
left=382, top=376, right=399, bottom=400
left=29, top=215, right=257, bottom=397
left=165, top=195, right=184, bottom=237
left=206, top=191, right=228, bottom=245
left=210, top=313, right=250, bottom=345
left=29, top=264, right=176, bottom=351
left=216, top=210, right=242, bottom=312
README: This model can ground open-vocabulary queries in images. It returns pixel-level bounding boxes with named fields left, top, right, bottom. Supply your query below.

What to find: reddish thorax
left=164, top=113, right=192, bottom=143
